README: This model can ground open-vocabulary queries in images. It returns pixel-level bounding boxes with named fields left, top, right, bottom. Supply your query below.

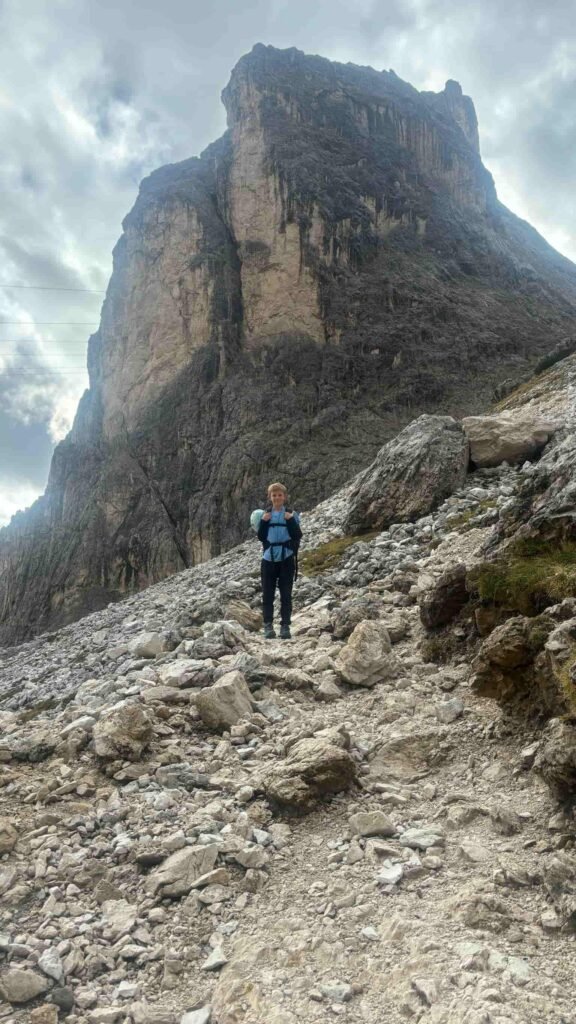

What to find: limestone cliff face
left=2, top=43, right=576, bottom=646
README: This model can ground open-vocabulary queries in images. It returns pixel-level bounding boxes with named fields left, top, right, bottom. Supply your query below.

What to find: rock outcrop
left=462, top=409, right=558, bottom=467
left=2, top=44, right=576, bottom=646
left=345, top=414, right=469, bottom=532
left=419, top=563, right=468, bottom=630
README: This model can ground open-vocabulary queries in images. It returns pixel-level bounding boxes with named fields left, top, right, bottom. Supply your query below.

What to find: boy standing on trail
left=250, top=482, right=302, bottom=640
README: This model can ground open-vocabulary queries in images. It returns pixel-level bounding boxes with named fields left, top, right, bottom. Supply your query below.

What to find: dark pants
left=261, top=557, right=295, bottom=626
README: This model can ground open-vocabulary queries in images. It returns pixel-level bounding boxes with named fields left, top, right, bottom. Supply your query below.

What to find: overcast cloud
left=1, top=0, right=575, bottom=526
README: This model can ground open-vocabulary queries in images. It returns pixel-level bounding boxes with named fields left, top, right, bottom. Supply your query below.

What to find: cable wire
left=0, top=284, right=105, bottom=293
left=0, top=321, right=98, bottom=325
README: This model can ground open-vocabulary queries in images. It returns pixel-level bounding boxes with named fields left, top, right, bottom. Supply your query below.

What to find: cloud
left=0, top=0, right=575, bottom=524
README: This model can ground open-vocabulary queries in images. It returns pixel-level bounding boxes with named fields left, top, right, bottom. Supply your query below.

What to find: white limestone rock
left=93, top=702, right=153, bottom=761
left=335, top=619, right=401, bottom=687
left=462, top=410, right=558, bottom=467
left=195, top=671, right=253, bottom=730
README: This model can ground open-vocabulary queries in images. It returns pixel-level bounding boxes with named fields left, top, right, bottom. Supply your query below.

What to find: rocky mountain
left=2, top=43, right=576, bottom=647
left=1, top=352, right=575, bottom=1022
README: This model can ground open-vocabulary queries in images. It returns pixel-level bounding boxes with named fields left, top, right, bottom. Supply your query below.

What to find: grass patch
left=493, top=354, right=571, bottom=413
left=446, top=498, right=498, bottom=532
left=300, top=531, right=380, bottom=577
left=469, top=538, right=576, bottom=616
left=494, top=373, right=547, bottom=412
left=419, top=632, right=467, bottom=664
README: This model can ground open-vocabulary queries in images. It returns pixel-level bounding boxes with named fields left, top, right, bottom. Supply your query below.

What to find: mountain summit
left=1, top=44, right=576, bottom=646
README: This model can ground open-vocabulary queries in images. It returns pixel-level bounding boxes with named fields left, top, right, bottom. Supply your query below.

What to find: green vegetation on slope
left=300, top=532, right=380, bottom=577
left=469, top=538, right=576, bottom=616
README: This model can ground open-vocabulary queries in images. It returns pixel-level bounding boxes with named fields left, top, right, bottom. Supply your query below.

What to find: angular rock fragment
left=263, top=732, right=358, bottom=810
left=225, top=599, right=262, bottom=632
left=30, top=1006, right=59, bottom=1024
left=0, top=816, right=18, bottom=854
left=331, top=596, right=381, bottom=640
left=335, top=620, right=400, bottom=687
left=102, top=899, right=137, bottom=939
left=131, top=1005, right=178, bottom=1024
left=129, top=632, right=171, bottom=658
left=146, top=844, right=219, bottom=898
left=156, top=659, right=210, bottom=688
left=349, top=810, right=395, bottom=837
left=38, top=948, right=64, bottom=983
left=181, top=1009, right=211, bottom=1024
left=436, top=697, right=464, bottom=724
left=534, top=718, right=576, bottom=802
left=93, top=703, right=153, bottom=761
left=419, top=564, right=468, bottom=630
left=377, top=862, right=404, bottom=886
left=399, top=826, right=445, bottom=850
left=195, top=670, right=253, bottom=730
left=0, top=968, right=51, bottom=1004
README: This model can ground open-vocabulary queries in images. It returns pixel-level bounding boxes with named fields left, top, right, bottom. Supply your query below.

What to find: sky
left=1, top=0, right=575, bottom=527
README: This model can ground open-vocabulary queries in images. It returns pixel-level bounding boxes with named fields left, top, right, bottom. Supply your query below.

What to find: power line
left=0, top=374, right=88, bottom=378
left=0, top=344, right=89, bottom=348
left=0, top=284, right=105, bottom=293
left=0, top=321, right=99, bottom=325
left=1, top=367, right=88, bottom=370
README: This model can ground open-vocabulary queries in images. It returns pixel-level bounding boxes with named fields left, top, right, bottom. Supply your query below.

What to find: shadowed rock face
left=2, top=43, right=576, bottom=647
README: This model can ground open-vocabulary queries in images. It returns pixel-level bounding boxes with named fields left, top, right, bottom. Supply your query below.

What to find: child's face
left=269, top=489, right=286, bottom=509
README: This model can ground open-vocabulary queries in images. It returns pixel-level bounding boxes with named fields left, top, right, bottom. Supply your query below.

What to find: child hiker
left=250, top=482, right=302, bottom=640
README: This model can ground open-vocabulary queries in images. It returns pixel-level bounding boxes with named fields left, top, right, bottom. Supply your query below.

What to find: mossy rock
left=300, top=531, right=379, bottom=577
left=468, top=538, right=576, bottom=617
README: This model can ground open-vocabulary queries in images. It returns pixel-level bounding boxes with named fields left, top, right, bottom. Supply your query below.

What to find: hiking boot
left=263, top=623, right=276, bottom=640
left=280, top=624, right=291, bottom=640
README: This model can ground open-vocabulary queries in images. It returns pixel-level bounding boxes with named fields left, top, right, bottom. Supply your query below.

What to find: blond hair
left=267, top=481, right=289, bottom=502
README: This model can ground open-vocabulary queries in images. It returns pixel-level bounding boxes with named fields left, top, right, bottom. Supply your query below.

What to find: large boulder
left=195, top=671, right=253, bottom=730
left=345, top=415, right=469, bottom=533
left=419, top=564, right=468, bottom=630
left=462, top=410, right=558, bottom=468
left=92, top=703, right=153, bottom=761
left=264, top=727, right=358, bottom=810
left=335, top=620, right=401, bottom=687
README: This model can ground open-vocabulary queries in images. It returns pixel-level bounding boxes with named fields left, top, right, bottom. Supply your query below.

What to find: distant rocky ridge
left=2, top=43, right=576, bottom=647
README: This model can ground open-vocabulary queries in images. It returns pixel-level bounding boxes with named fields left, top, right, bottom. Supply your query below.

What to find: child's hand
left=285, top=511, right=294, bottom=520
left=262, top=512, right=272, bottom=521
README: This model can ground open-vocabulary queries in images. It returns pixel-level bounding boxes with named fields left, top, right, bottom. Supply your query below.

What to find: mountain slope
left=1, top=360, right=576, bottom=1021
left=1, top=43, right=576, bottom=647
